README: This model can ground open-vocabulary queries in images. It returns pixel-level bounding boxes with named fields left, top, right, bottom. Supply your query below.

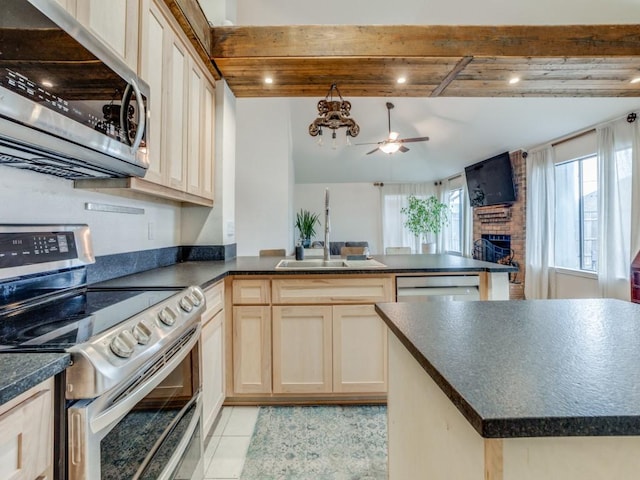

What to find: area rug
left=240, top=405, right=387, bottom=480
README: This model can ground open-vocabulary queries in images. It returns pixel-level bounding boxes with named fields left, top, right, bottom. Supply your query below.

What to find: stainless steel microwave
left=0, top=0, right=150, bottom=179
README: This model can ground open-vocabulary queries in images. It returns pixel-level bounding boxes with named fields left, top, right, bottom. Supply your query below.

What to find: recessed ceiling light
left=631, top=77, right=640, bottom=84
left=508, top=77, right=520, bottom=85
left=397, top=77, right=406, bottom=84
left=264, top=77, right=273, bottom=84
left=41, top=80, right=53, bottom=88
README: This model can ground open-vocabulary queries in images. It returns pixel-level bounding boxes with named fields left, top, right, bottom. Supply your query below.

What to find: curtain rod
left=532, top=110, right=636, bottom=152
left=551, top=128, right=596, bottom=147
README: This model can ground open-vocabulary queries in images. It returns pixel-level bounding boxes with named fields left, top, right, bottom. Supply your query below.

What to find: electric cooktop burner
left=0, top=288, right=179, bottom=351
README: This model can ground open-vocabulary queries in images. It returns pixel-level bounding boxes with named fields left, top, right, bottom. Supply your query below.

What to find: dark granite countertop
left=0, top=353, right=70, bottom=406
left=92, top=254, right=513, bottom=289
left=376, top=299, right=640, bottom=438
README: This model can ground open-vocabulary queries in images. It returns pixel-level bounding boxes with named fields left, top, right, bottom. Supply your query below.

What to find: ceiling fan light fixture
left=309, top=83, right=360, bottom=145
left=389, top=131, right=400, bottom=141
left=380, top=142, right=401, bottom=154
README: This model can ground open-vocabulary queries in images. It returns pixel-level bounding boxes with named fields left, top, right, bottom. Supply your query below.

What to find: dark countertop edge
left=375, top=303, right=486, bottom=436
left=0, top=353, right=71, bottom=406
left=375, top=304, right=640, bottom=439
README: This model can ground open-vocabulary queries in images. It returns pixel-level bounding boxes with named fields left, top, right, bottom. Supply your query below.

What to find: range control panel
left=0, top=231, right=78, bottom=268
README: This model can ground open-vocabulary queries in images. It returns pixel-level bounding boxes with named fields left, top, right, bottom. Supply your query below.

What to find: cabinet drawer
left=202, top=281, right=224, bottom=323
left=232, top=279, right=271, bottom=305
left=272, top=277, right=393, bottom=304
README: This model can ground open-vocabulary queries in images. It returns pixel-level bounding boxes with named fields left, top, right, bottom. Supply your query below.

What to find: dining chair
left=259, top=248, right=287, bottom=257
left=340, top=246, right=366, bottom=257
left=385, top=246, right=412, bottom=254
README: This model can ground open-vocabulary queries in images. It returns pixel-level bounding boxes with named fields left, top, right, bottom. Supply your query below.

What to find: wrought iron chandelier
left=308, top=83, right=360, bottom=147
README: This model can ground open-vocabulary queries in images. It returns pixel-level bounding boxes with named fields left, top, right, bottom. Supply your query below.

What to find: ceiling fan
left=358, top=102, right=429, bottom=155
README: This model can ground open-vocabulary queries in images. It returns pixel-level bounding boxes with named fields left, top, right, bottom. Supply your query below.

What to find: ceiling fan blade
left=397, top=136, right=430, bottom=143
left=355, top=142, right=383, bottom=146
left=399, top=145, right=410, bottom=153
left=366, top=147, right=380, bottom=155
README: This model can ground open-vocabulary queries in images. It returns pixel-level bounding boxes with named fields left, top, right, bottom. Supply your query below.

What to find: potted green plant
left=295, top=209, right=320, bottom=248
left=401, top=195, right=449, bottom=253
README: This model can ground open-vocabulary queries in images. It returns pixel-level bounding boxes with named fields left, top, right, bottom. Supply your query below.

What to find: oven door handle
left=89, top=325, right=200, bottom=434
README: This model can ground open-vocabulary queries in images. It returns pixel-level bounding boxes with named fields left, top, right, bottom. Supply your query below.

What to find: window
left=446, top=187, right=463, bottom=254
left=554, top=155, right=598, bottom=271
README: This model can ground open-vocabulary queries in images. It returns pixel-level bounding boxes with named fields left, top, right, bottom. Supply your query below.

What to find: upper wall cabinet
left=75, top=0, right=216, bottom=207
left=75, top=0, right=140, bottom=71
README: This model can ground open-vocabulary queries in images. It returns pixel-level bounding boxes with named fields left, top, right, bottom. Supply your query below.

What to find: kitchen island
left=375, top=299, right=640, bottom=480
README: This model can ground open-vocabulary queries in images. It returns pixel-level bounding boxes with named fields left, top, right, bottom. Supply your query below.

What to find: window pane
left=554, top=155, right=598, bottom=272
left=580, top=156, right=598, bottom=271
left=448, top=188, right=462, bottom=253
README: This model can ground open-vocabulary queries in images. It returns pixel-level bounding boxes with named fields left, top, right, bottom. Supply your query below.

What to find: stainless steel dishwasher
left=396, top=275, right=480, bottom=302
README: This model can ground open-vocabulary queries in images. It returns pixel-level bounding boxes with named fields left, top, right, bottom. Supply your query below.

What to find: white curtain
left=524, top=146, right=555, bottom=299
left=596, top=118, right=639, bottom=300
left=380, top=183, right=437, bottom=253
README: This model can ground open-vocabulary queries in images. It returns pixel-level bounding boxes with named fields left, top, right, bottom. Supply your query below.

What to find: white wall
left=182, top=80, right=236, bottom=245
left=0, top=167, right=181, bottom=255
left=551, top=269, right=600, bottom=299
left=294, top=183, right=381, bottom=254
left=235, top=98, right=294, bottom=256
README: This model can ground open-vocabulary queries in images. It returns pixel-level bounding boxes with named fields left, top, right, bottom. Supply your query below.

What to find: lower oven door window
left=68, top=340, right=204, bottom=480
left=101, top=390, right=202, bottom=480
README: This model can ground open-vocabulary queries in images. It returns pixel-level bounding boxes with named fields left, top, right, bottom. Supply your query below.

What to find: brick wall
left=472, top=150, right=526, bottom=300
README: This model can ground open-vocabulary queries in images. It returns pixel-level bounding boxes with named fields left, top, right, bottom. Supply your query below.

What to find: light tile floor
left=202, top=406, right=260, bottom=479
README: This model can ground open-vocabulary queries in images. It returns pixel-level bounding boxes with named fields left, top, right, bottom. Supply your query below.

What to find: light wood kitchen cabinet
left=76, top=0, right=216, bottom=207
left=233, top=306, right=272, bottom=394
left=75, top=0, right=139, bottom=70
left=232, top=279, right=271, bottom=305
left=272, top=306, right=333, bottom=394
left=333, top=305, right=387, bottom=393
left=0, top=377, right=54, bottom=480
left=200, top=281, right=225, bottom=436
left=228, top=275, right=393, bottom=402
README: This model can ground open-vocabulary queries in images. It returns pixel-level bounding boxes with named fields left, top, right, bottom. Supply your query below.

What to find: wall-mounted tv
left=464, top=152, right=517, bottom=207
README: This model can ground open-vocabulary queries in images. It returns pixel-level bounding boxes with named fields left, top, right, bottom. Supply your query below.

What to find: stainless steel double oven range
left=0, top=225, right=205, bottom=480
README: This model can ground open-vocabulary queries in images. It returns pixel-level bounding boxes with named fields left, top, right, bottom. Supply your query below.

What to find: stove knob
left=179, top=296, right=194, bottom=313
left=187, top=293, right=201, bottom=307
left=158, top=307, right=177, bottom=326
left=132, top=322, right=152, bottom=345
left=191, top=288, right=205, bottom=306
left=110, top=330, right=136, bottom=358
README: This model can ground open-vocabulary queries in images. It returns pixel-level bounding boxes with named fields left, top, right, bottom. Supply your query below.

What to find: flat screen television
left=464, top=152, right=516, bottom=207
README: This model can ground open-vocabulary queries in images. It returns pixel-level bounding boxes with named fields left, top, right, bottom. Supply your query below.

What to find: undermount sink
left=275, top=258, right=387, bottom=270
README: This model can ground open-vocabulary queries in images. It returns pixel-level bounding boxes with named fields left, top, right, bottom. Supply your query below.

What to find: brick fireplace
left=472, top=150, right=526, bottom=299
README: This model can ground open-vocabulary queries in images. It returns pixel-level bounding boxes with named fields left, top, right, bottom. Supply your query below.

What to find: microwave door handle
left=129, top=79, right=146, bottom=152
left=120, top=83, right=134, bottom=146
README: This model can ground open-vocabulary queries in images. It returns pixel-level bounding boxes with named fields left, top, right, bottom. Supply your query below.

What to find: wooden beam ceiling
left=209, top=25, right=640, bottom=98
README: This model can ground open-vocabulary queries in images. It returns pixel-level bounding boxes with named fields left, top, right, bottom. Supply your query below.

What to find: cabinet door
left=0, top=379, right=53, bottom=480
left=201, top=310, right=225, bottom=436
left=186, top=61, right=203, bottom=197
left=333, top=305, right=387, bottom=393
left=139, top=0, right=168, bottom=184
left=75, top=0, right=139, bottom=70
left=233, top=306, right=271, bottom=394
left=272, top=305, right=333, bottom=394
left=200, top=80, right=216, bottom=200
left=166, top=36, right=188, bottom=191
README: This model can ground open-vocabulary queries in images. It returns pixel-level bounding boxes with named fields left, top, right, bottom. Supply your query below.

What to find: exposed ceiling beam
left=211, top=25, right=640, bottom=58
left=209, top=25, right=640, bottom=98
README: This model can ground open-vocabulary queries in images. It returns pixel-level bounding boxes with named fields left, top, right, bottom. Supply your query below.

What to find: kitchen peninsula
left=376, top=299, right=640, bottom=480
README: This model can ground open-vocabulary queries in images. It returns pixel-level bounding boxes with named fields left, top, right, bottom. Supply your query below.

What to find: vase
left=302, top=239, right=311, bottom=248
left=421, top=243, right=436, bottom=254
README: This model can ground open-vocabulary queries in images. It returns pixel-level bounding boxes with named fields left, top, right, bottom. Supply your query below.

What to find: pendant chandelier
left=308, top=83, right=360, bottom=147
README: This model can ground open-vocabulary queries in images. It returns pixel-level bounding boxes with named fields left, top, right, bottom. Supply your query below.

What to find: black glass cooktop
left=0, top=289, right=178, bottom=351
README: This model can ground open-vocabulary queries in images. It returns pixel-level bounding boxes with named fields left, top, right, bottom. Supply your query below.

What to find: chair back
left=385, top=246, right=411, bottom=255
left=259, top=248, right=286, bottom=257
left=340, top=246, right=366, bottom=257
